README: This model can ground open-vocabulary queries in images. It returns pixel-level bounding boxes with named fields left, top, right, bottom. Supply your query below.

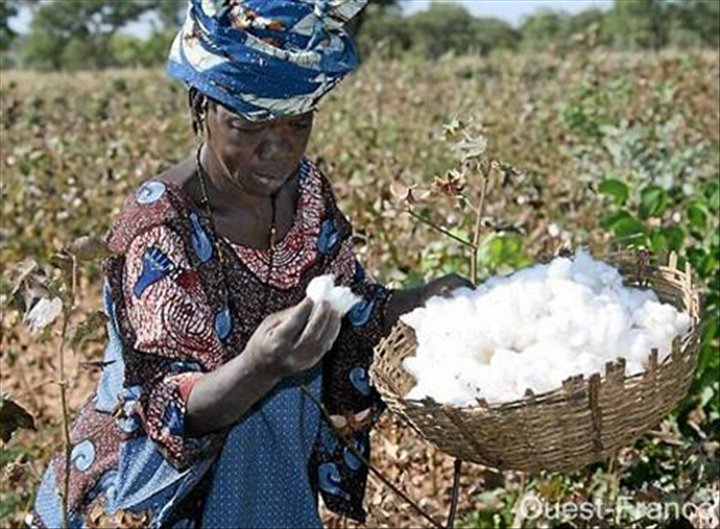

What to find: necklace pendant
left=269, top=226, right=277, bottom=247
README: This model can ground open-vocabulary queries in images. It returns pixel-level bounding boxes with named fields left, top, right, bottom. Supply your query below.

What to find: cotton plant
left=401, top=250, right=692, bottom=407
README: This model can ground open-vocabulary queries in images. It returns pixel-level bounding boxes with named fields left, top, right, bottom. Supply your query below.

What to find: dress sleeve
left=332, top=237, right=391, bottom=347
left=122, top=224, right=225, bottom=470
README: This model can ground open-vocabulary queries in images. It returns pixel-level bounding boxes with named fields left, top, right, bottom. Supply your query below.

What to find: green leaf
left=649, top=230, right=668, bottom=253
left=598, top=178, right=629, bottom=205
left=687, top=202, right=709, bottom=231
left=701, top=319, right=719, bottom=354
left=600, top=209, right=633, bottom=229
left=0, top=395, right=36, bottom=443
left=402, top=270, right=426, bottom=289
left=661, top=226, right=685, bottom=252
left=702, top=180, right=720, bottom=214
left=687, top=247, right=711, bottom=276
left=638, top=185, right=669, bottom=220
left=612, top=217, right=647, bottom=242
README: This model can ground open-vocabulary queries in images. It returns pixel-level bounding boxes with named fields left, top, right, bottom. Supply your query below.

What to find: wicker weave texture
left=370, top=256, right=702, bottom=472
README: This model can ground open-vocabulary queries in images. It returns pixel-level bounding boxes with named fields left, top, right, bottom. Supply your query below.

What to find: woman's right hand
left=187, top=297, right=342, bottom=435
left=246, top=297, right=343, bottom=378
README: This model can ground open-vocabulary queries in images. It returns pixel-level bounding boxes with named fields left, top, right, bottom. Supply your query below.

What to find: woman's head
left=171, top=0, right=367, bottom=196
left=189, top=87, right=313, bottom=197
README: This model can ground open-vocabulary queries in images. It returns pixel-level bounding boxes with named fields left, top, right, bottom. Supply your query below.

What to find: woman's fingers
left=296, top=301, right=343, bottom=354
left=295, top=300, right=332, bottom=349
left=321, top=312, right=342, bottom=350
left=275, top=297, right=314, bottom=342
left=270, top=297, right=342, bottom=373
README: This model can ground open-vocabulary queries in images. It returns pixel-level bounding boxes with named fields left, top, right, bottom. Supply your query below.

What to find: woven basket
left=370, top=253, right=703, bottom=473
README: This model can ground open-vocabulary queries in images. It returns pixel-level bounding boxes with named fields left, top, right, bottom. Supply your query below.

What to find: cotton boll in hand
left=306, top=274, right=361, bottom=316
left=306, top=275, right=334, bottom=302
left=326, top=284, right=361, bottom=315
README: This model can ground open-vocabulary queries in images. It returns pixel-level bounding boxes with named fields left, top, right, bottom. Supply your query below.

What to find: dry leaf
left=0, top=394, right=36, bottom=443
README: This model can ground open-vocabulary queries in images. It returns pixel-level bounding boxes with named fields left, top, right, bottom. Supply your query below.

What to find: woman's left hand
left=418, top=273, right=475, bottom=306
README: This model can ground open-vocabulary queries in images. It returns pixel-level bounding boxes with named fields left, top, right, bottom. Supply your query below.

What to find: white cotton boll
left=674, top=312, right=691, bottom=335
left=536, top=312, right=574, bottom=343
left=444, top=296, right=476, bottom=324
left=452, top=286, right=476, bottom=301
left=306, top=275, right=334, bottom=302
left=418, top=371, right=471, bottom=405
left=647, top=326, right=674, bottom=361
left=482, top=380, right=522, bottom=404
left=513, top=264, right=549, bottom=282
left=620, top=287, right=658, bottom=313
left=424, top=294, right=448, bottom=311
left=25, top=297, right=63, bottom=334
left=633, top=300, right=675, bottom=330
left=489, top=348, right=522, bottom=382
left=406, top=383, right=431, bottom=401
left=509, top=323, right=539, bottom=352
left=401, top=357, right=427, bottom=380
left=626, top=358, right=646, bottom=376
left=571, top=270, right=600, bottom=292
left=575, top=352, right=604, bottom=377
left=515, top=280, right=549, bottom=322
left=602, top=303, right=631, bottom=356
left=306, top=274, right=361, bottom=315
left=401, top=307, right=427, bottom=330
left=399, top=251, right=692, bottom=406
left=525, top=341, right=578, bottom=385
left=625, top=330, right=652, bottom=362
left=516, top=362, right=556, bottom=395
left=326, top=285, right=361, bottom=315
left=548, top=256, right=572, bottom=279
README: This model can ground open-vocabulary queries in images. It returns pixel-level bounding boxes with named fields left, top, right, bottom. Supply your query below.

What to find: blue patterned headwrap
left=167, top=0, right=367, bottom=122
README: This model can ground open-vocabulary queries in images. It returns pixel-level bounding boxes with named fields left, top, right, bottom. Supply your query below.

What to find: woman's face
left=204, top=102, right=314, bottom=197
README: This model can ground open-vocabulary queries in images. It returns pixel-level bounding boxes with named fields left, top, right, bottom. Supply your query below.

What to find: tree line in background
left=0, top=0, right=718, bottom=70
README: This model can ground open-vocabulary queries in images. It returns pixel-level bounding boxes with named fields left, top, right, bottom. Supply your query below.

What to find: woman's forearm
left=383, top=286, right=424, bottom=334
left=184, top=345, right=282, bottom=437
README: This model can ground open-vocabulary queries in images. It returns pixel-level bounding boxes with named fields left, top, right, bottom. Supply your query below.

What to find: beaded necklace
left=194, top=143, right=278, bottom=310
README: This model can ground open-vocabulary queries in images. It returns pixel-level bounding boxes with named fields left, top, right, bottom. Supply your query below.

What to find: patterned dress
left=29, top=158, right=391, bottom=528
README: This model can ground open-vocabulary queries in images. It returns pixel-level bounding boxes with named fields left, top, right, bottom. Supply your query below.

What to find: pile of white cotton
left=401, top=250, right=691, bottom=406
left=306, top=274, right=361, bottom=315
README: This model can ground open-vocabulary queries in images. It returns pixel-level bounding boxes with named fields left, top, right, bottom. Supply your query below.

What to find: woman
left=29, top=1, right=471, bottom=527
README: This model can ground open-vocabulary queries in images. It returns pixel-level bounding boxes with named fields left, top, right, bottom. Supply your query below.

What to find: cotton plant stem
left=58, top=378, right=71, bottom=529
left=58, top=256, right=78, bottom=529
left=511, top=472, right=528, bottom=529
left=470, top=177, right=488, bottom=287
left=607, top=453, right=622, bottom=525
left=407, top=209, right=476, bottom=250
left=606, top=454, right=617, bottom=504
left=445, top=459, right=463, bottom=529
left=300, top=385, right=444, bottom=529
left=58, top=312, right=71, bottom=529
